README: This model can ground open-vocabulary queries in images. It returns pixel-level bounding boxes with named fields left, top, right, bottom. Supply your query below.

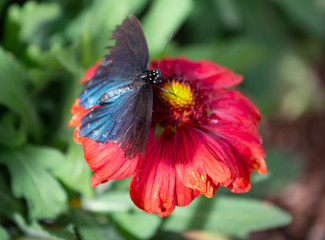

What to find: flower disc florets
left=153, top=78, right=212, bottom=128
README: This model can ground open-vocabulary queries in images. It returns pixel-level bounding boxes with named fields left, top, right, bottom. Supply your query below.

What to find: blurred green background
left=0, top=0, right=324, bottom=239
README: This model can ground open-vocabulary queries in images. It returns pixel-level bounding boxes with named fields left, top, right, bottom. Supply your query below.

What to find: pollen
left=161, top=81, right=195, bottom=108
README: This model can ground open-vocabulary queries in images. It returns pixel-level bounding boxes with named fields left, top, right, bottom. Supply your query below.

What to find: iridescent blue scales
left=77, top=15, right=162, bottom=159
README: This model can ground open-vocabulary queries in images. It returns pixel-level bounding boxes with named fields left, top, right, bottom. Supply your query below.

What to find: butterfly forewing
left=78, top=15, right=153, bottom=159
left=79, top=15, right=150, bottom=109
left=92, top=15, right=149, bottom=82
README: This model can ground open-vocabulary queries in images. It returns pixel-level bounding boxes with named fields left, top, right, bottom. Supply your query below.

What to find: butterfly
left=77, top=15, right=163, bottom=159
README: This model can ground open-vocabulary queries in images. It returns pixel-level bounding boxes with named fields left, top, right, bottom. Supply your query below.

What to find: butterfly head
left=139, top=68, right=163, bottom=84
left=151, top=68, right=162, bottom=84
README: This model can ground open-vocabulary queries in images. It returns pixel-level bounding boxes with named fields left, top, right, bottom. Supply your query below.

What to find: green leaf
left=236, top=1, right=289, bottom=44
left=53, top=142, right=92, bottom=197
left=13, top=213, right=75, bottom=240
left=54, top=45, right=84, bottom=77
left=0, top=225, right=9, bottom=240
left=163, top=196, right=291, bottom=238
left=128, top=0, right=150, bottom=15
left=0, top=47, right=41, bottom=140
left=83, top=191, right=162, bottom=239
left=64, top=0, right=129, bottom=67
left=142, top=0, right=193, bottom=57
left=26, top=44, right=80, bottom=84
left=172, top=38, right=267, bottom=73
left=214, top=0, right=242, bottom=30
left=0, top=0, right=7, bottom=13
left=0, top=173, right=23, bottom=218
left=112, top=212, right=161, bottom=239
left=72, top=209, right=123, bottom=240
left=82, top=192, right=136, bottom=213
left=4, top=1, right=61, bottom=46
left=0, top=114, right=26, bottom=148
left=272, top=0, right=325, bottom=37
left=0, top=145, right=67, bottom=220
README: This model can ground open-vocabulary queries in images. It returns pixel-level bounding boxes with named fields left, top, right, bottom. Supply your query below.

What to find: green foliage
left=163, top=196, right=291, bottom=239
left=0, top=173, right=23, bottom=218
left=273, top=0, right=325, bottom=37
left=72, top=209, right=123, bottom=240
left=0, top=0, right=321, bottom=238
left=112, top=212, right=162, bottom=239
left=0, top=47, right=41, bottom=140
left=53, top=143, right=92, bottom=197
left=0, top=145, right=67, bottom=220
left=4, top=2, right=61, bottom=46
left=13, top=213, right=75, bottom=240
left=142, top=0, right=194, bottom=56
left=0, top=114, right=26, bottom=148
left=0, top=225, right=9, bottom=240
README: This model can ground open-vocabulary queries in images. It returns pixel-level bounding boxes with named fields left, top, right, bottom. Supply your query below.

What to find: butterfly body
left=77, top=15, right=162, bottom=159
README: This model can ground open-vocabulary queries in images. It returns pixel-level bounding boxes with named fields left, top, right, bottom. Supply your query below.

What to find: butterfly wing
left=79, top=83, right=153, bottom=159
left=79, top=14, right=150, bottom=109
left=77, top=15, right=153, bottom=159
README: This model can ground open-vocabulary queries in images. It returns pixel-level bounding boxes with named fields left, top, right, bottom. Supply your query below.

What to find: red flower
left=69, top=57, right=266, bottom=217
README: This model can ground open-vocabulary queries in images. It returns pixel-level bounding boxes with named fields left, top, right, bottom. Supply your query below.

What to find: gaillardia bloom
left=69, top=57, right=267, bottom=217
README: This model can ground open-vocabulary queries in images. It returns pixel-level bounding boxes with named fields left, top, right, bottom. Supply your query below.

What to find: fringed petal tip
left=227, top=178, right=251, bottom=193
left=72, top=128, right=84, bottom=145
left=254, top=155, right=267, bottom=175
left=68, top=98, right=90, bottom=127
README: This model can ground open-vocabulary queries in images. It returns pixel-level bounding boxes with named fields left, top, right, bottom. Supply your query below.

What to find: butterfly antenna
left=157, top=32, right=174, bottom=68
left=154, top=84, right=189, bottom=103
left=158, top=33, right=183, bottom=82
left=163, top=72, right=183, bottom=80
left=156, top=32, right=186, bottom=102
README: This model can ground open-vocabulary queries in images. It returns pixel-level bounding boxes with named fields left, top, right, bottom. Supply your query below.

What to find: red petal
left=175, top=124, right=266, bottom=194
left=175, top=126, right=236, bottom=196
left=151, top=57, right=242, bottom=89
left=205, top=122, right=267, bottom=176
left=72, top=128, right=140, bottom=187
left=174, top=173, right=202, bottom=207
left=211, top=90, right=261, bottom=126
left=130, top=130, right=200, bottom=217
left=200, top=68, right=243, bottom=89
left=80, top=60, right=102, bottom=84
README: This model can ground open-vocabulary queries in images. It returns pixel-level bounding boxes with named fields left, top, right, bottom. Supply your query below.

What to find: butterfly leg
left=153, top=91, right=177, bottom=126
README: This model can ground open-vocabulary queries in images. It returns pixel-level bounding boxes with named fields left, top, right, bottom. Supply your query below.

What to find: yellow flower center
left=160, top=81, right=195, bottom=108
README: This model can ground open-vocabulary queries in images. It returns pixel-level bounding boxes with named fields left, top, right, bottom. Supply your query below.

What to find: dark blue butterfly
left=78, top=15, right=163, bottom=159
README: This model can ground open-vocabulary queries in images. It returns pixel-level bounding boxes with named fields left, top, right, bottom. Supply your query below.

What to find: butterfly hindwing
left=79, top=82, right=153, bottom=159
